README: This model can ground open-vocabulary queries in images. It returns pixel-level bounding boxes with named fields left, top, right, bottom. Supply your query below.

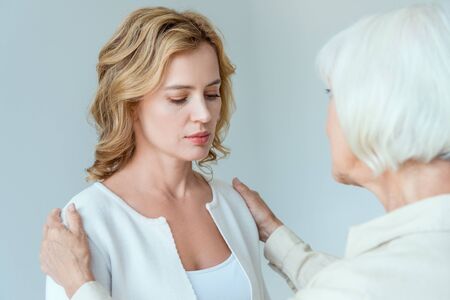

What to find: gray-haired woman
left=40, top=3, right=450, bottom=300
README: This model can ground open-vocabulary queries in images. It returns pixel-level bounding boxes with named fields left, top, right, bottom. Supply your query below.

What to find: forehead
left=162, top=42, right=220, bottom=87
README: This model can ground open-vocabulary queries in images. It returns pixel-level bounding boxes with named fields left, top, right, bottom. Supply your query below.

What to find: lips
left=185, top=131, right=210, bottom=145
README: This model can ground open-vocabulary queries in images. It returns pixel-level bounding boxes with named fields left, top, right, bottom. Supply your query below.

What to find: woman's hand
left=232, top=178, right=283, bottom=242
left=40, top=204, right=95, bottom=298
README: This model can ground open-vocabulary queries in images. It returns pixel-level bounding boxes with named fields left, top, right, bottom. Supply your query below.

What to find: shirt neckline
left=186, top=253, right=234, bottom=275
left=93, top=176, right=218, bottom=224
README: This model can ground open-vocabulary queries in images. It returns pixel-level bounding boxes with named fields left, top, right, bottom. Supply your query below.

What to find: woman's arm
left=264, top=225, right=338, bottom=291
left=232, top=178, right=338, bottom=290
left=41, top=205, right=111, bottom=300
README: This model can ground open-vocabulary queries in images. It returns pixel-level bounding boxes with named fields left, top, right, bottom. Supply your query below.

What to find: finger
left=52, top=208, right=62, bottom=222
left=67, top=203, right=85, bottom=236
left=232, top=177, right=251, bottom=194
left=233, top=178, right=267, bottom=208
left=46, top=208, right=62, bottom=225
left=233, top=178, right=264, bottom=210
left=232, top=178, right=260, bottom=204
left=43, top=209, right=60, bottom=238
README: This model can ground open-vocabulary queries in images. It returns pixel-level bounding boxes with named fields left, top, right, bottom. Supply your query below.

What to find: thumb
left=232, top=177, right=250, bottom=194
left=66, top=203, right=85, bottom=236
left=232, top=177, right=258, bottom=208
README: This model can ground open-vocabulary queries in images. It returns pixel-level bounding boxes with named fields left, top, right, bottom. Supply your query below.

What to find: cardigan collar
left=95, top=179, right=262, bottom=299
left=346, top=194, right=450, bottom=257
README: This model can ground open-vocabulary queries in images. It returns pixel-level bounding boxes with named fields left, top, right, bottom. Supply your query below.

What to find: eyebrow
left=164, top=79, right=221, bottom=90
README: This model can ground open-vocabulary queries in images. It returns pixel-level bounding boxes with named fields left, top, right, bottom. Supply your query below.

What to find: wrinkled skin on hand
left=232, top=178, right=283, bottom=242
left=40, top=204, right=95, bottom=298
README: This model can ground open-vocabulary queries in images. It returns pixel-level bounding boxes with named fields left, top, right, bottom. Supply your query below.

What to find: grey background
left=1, top=0, right=441, bottom=299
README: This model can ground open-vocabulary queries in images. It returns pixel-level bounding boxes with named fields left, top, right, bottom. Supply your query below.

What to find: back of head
left=87, top=7, right=235, bottom=181
left=317, top=3, right=450, bottom=175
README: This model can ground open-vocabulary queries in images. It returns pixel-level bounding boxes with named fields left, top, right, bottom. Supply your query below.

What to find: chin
left=184, top=149, right=211, bottom=162
left=332, top=170, right=357, bottom=186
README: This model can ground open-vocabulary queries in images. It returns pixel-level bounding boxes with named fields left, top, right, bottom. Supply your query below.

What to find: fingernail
left=234, top=177, right=241, bottom=184
left=68, top=203, right=76, bottom=212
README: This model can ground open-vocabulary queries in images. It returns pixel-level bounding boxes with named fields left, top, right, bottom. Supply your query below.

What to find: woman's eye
left=206, top=94, right=220, bottom=100
left=170, top=98, right=188, bottom=105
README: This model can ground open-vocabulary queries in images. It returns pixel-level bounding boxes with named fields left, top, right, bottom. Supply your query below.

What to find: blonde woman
left=42, top=3, right=450, bottom=300
left=43, top=7, right=269, bottom=300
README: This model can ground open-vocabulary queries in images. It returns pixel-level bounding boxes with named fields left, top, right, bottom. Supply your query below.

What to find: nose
left=190, top=96, right=212, bottom=123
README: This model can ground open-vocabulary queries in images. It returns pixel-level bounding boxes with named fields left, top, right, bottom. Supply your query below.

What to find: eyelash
left=170, top=94, right=221, bottom=105
left=206, top=94, right=221, bottom=100
left=325, top=89, right=331, bottom=94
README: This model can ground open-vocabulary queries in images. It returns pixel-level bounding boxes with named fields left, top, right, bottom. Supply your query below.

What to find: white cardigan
left=45, top=179, right=270, bottom=300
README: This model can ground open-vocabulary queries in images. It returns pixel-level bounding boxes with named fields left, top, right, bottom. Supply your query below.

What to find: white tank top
left=186, top=254, right=251, bottom=300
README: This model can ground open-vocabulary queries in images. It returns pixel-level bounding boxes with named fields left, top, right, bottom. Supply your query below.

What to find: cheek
left=326, top=117, right=331, bottom=138
left=211, top=100, right=222, bottom=122
left=330, top=121, right=353, bottom=162
left=325, top=101, right=334, bottom=138
left=328, top=118, right=357, bottom=174
left=137, top=104, right=179, bottom=140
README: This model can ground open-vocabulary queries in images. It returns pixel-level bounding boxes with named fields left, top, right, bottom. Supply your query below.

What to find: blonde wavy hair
left=86, top=7, right=235, bottom=181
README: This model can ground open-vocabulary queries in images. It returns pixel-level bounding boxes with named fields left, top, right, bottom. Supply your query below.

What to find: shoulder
left=64, top=183, right=112, bottom=218
left=210, top=178, right=247, bottom=208
left=209, top=177, right=258, bottom=229
left=60, top=183, right=121, bottom=238
left=210, top=177, right=241, bottom=199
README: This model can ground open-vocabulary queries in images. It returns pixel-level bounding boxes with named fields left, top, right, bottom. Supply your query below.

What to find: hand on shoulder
left=232, top=178, right=283, bottom=242
left=40, top=204, right=95, bottom=298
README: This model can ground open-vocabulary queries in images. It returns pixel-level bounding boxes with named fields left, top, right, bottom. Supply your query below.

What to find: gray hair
left=317, top=3, right=450, bottom=175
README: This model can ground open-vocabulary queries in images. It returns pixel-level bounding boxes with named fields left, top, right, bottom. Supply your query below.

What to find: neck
left=363, top=159, right=450, bottom=212
left=112, top=144, right=201, bottom=200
